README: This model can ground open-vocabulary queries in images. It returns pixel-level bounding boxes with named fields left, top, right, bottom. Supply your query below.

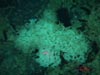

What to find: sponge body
left=15, top=9, right=90, bottom=67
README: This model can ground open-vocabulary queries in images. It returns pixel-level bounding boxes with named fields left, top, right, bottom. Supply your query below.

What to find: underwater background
left=0, top=0, right=100, bottom=75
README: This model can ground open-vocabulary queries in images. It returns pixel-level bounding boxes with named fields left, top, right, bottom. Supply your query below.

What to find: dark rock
left=56, top=7, right=71, bottom=27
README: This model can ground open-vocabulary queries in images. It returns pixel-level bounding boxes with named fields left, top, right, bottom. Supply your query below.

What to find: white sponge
left=15, top=9, right=90, bottom=67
